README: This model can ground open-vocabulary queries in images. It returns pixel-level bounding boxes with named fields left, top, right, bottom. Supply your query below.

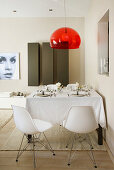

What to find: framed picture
left=0, top=53, right=19, bottom=80
left=98, top=10, right=109, bottom=75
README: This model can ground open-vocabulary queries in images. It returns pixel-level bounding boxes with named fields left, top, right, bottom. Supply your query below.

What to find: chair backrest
left=12, top=105, right=38, bottom=134
left=64, top=106, right=98, bottom=133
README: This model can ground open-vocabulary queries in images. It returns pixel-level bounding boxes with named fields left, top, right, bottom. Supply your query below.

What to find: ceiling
left=0, top=0, right=91, bottom=18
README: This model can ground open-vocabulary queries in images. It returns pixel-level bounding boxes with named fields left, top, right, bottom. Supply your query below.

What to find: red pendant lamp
left=50, top=0, right=81, bottom=49
left=50, top=27, right=81, bottom=49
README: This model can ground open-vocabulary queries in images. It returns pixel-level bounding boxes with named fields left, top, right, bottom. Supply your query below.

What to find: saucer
left=71, top=94, right=86, bottom=97
left=36, top=94, right=50, bottom=97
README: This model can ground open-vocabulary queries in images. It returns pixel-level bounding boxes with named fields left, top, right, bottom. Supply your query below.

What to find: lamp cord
left=64, top=0, right=67, bottom=32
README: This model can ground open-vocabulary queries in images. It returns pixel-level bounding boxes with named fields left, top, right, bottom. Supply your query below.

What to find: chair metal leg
left=79, top=134, right=97, bottom=168
left=43, top=132, right=55, bottom=156
left=66, top=133, right=74, bottom=148
left=33, top=135, right=36, bottom=169
left=85, top=134, right=93, bottom=149
left=34, top=133, right=41, bottom=147
left=67, top=136, right=75, bottom=166
left=86, top=134, right=97, bottom=168
left=16, top=134, right=25, bottom=162
left=16, top=132, right=54, bottom=168
left=16, top=136, right=30, bottom=161
left=35, top=133, right=41, bottom=141
left=67, top=133, right=97, bottom=168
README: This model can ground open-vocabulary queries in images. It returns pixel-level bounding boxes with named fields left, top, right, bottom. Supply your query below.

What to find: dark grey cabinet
left=54, top=49, right=69, bottom=86
left=28, top=43, right=40, bottom=86
left=28, top=42, right=69, bottom=86
left=42, top=42, right=69, bottom=86
left=42, top=42, right=53, bottom=84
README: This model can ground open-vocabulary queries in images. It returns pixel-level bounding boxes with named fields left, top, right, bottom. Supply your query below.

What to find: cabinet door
left=28, top=43, right=40, bottom=86
left=54, top=49, right=69, bottom=86
left=42, top=42, right=53, bottom=85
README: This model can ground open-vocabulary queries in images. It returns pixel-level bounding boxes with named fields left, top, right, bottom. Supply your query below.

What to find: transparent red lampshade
left=50, top=27, right=81, bottom=49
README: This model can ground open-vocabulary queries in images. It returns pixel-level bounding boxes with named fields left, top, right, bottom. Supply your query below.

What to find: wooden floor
left=0, top=150, right=114, bottom=170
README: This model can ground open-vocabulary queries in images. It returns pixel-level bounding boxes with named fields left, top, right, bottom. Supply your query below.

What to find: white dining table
left=26, top=89, right=106, bottom=128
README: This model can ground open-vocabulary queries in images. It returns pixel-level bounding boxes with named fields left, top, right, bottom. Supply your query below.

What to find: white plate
left=71, top=94, right=86, bottom=97
left=36, top=94, right=50, bottom=97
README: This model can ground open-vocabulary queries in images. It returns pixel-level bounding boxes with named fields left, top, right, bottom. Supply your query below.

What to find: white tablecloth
left=26, top=90, right=106, bottom=128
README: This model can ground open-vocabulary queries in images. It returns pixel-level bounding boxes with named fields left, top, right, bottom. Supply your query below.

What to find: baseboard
left=104, top=140, right=114, bottom=164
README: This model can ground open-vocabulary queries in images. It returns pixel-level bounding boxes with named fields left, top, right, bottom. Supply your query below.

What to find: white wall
left=85, top=0, right=114, bottom=155
left=0, top=17, right=85, bottom=92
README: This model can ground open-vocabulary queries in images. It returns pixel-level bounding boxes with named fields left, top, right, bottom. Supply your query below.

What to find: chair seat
left=33, top=119, right=53, bottom=132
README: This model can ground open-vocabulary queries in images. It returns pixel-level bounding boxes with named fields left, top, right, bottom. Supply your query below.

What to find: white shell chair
left=63, top=106, right=98, bottom=168
left=12, top=105, right=55, bottom=168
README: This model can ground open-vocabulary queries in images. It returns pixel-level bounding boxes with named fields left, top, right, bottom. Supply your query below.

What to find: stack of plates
left=71, top=94, right=86, bottom=97
left=36, top=94, right=50, bottom=97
